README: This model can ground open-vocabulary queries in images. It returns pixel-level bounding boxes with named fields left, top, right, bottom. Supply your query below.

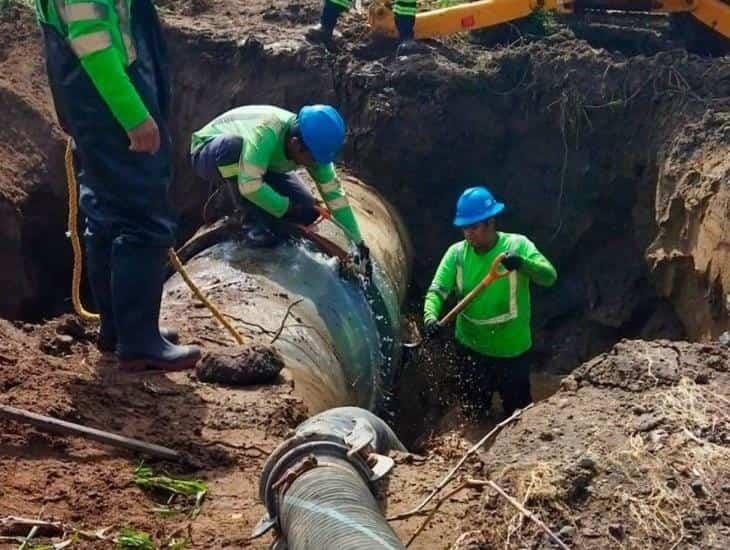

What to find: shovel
left=404, top=252, right=509, bottom=351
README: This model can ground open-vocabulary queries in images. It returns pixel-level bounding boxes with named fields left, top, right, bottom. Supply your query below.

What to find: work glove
left=284, top=202, right=320, bottom=226
left=423, top=319, right=441, bottom=338
left=501, top=252, right=524, bottom=272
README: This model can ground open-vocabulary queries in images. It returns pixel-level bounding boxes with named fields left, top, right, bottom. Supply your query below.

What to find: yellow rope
left=65, top=138, right=100, bottom=322
left=66, top=137, right=244, bottom=346
left=167, top=249, right=245, bottom=345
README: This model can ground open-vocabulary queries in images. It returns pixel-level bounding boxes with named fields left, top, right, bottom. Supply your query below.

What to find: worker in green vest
left=423, top=187, right=557, bottom=418
left=191, top=104, right=371, bottom=273
left=34, top=0, right=201, bottom=372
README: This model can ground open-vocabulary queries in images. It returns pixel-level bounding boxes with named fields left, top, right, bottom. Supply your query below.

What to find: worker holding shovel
left=423, top=187, right=557, bottom=419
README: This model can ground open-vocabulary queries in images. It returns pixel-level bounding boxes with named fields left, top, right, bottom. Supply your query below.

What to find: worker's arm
left=423, top=245, right=459, bottom=323
left=64, top=0, right=149, bottom=132
left=308, top=164, right=363, bottom=244
left=515, top=237, right=557, bottom=287
left=237, top=127, right=290, bottom=217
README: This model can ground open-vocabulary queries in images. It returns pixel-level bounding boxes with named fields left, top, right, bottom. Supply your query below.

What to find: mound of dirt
left=433, top=339, right=730, bottom=549
left=649, top=111, right=730, bottom=341
left=196, top=345, right=285, bottom=386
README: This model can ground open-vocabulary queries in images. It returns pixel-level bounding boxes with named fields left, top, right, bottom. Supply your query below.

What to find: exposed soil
left=0, top=314, right=307, bottom=549
left=2, top=313, right=727, bottom=548
left=1, top=1, right=729, bottom=548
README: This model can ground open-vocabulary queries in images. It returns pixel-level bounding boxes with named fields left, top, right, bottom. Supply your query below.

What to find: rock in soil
left=195, top=345, right=284, bottom=386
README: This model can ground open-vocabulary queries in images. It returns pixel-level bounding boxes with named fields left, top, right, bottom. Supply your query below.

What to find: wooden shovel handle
left=438, top=253, right=509, bottom=327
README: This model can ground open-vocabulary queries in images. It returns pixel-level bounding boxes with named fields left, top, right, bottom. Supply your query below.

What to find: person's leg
left=83, top=218, right=116, bottom=351
left=394, top=0, right=425, bottom=55
left=306, top=0, right=350, bottom=43
left=191, top=135, right=247, bottom=217
left=81, top=123, right=200, bottom=371
left=263, top=171, right=318, bottom=226
left=496, top=354, right=533, bottom=417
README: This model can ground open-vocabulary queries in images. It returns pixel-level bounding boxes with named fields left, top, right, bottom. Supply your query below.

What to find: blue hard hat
left=453, top=186, right=505, bottom=227
left=297, top=105, right=346, bottom=164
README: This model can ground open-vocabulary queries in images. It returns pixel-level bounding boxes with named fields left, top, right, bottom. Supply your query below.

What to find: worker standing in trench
left=423, top=187, right=557, bottom=419
left=307, top=0, right=424, bottom=55
left=34, top=0, right=201, bottom=371
left=190, top=104, right=371, bottom=273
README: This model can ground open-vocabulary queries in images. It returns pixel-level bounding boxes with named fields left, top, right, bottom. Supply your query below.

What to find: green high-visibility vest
left=35, top=0, right=149, bottom=131
left=424, top=232, right=557, bottom=358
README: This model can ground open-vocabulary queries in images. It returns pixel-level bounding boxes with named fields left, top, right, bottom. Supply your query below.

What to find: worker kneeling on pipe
left=190, top=104, right=371, bottom=272
left=423, top=187, right=557, bottom=419
left=35, top=0, right=200, bottom=372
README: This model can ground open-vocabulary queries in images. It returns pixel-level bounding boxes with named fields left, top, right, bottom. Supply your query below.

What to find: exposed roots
left=605, top=378, right=730, bottom=548
left=480, top=461, right=574, bottom=548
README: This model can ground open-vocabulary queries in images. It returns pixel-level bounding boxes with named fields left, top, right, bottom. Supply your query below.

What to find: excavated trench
left=2, top=6, right=729, bottom=445
left=159, top=26, right=726, bottom=395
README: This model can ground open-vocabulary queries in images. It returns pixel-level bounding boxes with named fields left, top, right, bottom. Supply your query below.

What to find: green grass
left=117, top=528, right=156, bottom=550
left=133, top=464, right=208, bottom=517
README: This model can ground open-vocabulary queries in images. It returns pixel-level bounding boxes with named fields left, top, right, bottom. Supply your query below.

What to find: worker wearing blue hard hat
left=190, top=105, right=370, bottom=267
left=424, top=186, right=557, bottom=419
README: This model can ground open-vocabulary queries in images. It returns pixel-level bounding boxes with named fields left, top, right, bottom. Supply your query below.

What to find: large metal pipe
left=255, top=407, right=407, bottom=550
left=161, top=173, right=411, bottom=547
left=161, top=172, right=412, bottom=412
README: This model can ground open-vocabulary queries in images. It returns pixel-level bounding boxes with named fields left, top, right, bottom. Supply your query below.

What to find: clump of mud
left=196, top=345, right=284, bottom=386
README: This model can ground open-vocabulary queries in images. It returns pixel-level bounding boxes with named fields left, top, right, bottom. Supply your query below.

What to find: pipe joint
left=253, top=430, right=395, bottom=540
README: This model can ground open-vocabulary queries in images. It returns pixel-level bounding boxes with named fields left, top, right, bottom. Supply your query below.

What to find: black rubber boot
left=394, top=14, right=425, bottom=56
left=306, top=1, right=343, bottom=44
left=113, top=241, right=201, bottom=372
left=97, top=326, right=180, bottom=353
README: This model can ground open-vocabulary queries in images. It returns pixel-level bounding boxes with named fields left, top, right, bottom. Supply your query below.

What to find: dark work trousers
left=191, top=134, right=318, bottom=227
left=454, top=342, right=532, bottom=418
left=40, top=0, right=177, bottom=354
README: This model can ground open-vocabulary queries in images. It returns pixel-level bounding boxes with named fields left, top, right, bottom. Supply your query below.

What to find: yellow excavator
left=368, top=0, right=730, bottom=41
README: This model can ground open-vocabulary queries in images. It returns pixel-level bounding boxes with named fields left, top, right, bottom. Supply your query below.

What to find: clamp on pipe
left=251, top=424, right=396, bottom=540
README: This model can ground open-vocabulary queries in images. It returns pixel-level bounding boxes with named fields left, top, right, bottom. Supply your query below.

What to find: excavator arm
left=368, top=0, right=730, bottom=40
left=691, top=0, right=730, bottom=38
left=369, top=0, right=566, bottom=39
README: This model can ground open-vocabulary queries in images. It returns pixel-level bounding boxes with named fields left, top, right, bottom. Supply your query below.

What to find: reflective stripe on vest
left=70, top=30, right=112, bottom=56
left=239, top=178, right=263, bottom=195
left=319, top=180, right=340, bottom=194
left=327, top=196, right=349, bottom=210
left=218, top=163, right=238, bottom=179
left=65, top=2, right=107, bottom=22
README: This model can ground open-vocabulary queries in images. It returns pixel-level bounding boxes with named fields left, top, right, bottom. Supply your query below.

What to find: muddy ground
left=1, top=0, right=729, bottom=548
left=1, top=317, right=728, bottom=549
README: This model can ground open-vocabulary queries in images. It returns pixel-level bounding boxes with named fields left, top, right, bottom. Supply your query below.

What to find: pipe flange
left=253, top=435, right=376, bottom=540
